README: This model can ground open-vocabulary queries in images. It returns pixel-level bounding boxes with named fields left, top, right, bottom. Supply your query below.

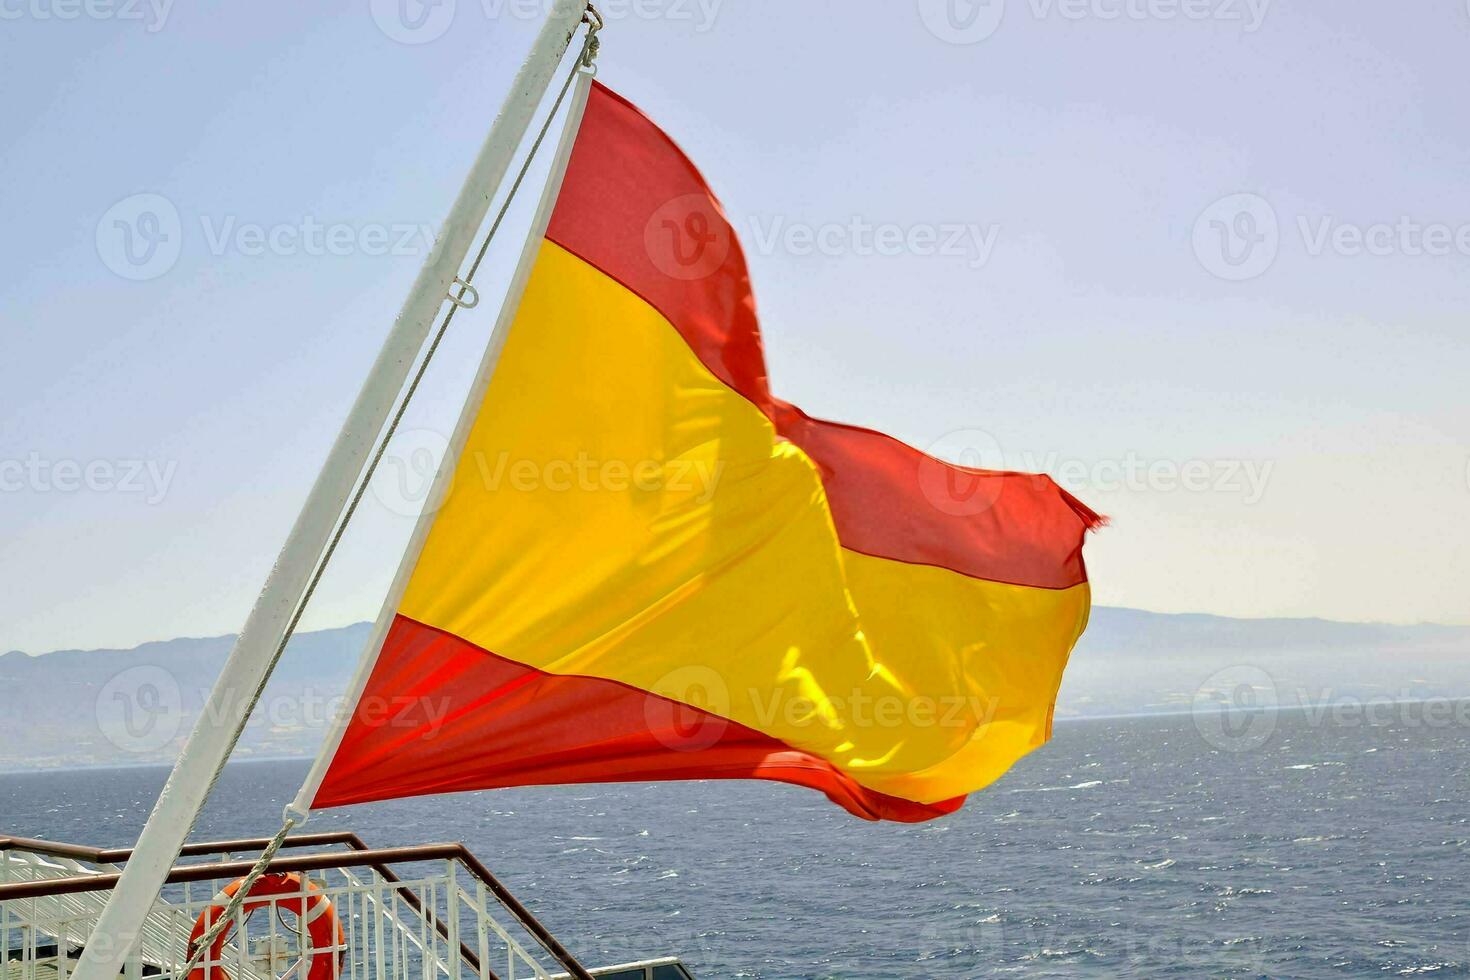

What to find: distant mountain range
left=3, top=610, right=1467, bottom=771
left=1065, top=607, right=1470, bottom=722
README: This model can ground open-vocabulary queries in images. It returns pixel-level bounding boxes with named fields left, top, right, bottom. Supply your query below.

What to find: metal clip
left=448, top=277, right=480, bottom=310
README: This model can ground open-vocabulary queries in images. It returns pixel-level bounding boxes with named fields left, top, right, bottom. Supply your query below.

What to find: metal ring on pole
left=448, top=278, right=480, bottom=310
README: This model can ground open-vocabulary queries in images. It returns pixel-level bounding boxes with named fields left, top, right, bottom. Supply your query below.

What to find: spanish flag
left=310, top=81, right=1101, bottom=823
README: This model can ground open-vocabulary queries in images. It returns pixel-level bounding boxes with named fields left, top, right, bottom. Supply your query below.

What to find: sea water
left=4, top=710, right=1466, bottom=978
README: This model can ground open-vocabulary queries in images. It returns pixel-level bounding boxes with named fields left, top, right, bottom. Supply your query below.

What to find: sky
left=1, top=0, right=1467, bottom=655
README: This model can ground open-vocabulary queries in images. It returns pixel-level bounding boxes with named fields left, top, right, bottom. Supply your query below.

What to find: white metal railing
left=2, top=856, right=548, bottom=980
left=0, top=840, right=692, bottom=980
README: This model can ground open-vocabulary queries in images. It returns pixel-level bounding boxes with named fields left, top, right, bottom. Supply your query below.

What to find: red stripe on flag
left=546, top=82, right=1100, bottom=589
left=547, top=82, right=773, bottom=412
left=313, top=615, right=964, bottom=824
left=772, top=401, right=1102, bottom=589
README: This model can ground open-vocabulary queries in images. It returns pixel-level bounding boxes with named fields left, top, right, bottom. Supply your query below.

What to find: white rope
left=175, top=817, right=296, bottom=980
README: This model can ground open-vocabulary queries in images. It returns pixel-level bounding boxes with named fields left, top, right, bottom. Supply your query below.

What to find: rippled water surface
left=4, top=711, right=1467, bottom=977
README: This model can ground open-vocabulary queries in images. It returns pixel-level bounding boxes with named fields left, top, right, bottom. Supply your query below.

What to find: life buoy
left=187, top=872, right=345, bottom=980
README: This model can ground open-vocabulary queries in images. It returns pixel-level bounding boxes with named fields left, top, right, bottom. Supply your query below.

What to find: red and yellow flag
left=312, top=82, right=1101, bottom=823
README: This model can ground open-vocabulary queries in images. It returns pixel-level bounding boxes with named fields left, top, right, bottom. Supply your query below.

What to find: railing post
left=419, top=879, right=431, bottom=980
left=298, top=887, right=310, bottom=980
left=56, top=919, right=70, bottom=980
left=373, top=877, right=387, bottom=980
left=475, top=881, right=490, bottom=980
left=446, top=864, right=461, bottom=980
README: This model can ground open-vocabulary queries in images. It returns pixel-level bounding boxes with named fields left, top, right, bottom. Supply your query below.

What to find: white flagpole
left=292, top=62, right=598, bottom=818
left=73, top=5, right=591, bottom=979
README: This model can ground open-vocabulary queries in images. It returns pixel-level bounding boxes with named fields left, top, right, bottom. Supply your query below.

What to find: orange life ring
left=187, top=872, right=345, bottom=980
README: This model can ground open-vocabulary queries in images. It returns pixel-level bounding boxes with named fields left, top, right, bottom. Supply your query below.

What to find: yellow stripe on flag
left=395, top=241, right=1084, bottom=803
left=841, top=551, right=1091, bottom=802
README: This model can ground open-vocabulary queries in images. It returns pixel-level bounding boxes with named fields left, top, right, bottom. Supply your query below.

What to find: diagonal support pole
left=71, top=5, right=590, bottom=979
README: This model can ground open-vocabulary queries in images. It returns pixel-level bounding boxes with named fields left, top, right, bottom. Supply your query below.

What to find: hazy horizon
left=6, top=609, right=1467, bottom=773
left=3, top=1, right=1468, bottom=654
left=11, top=602, right=1470, bottom=660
